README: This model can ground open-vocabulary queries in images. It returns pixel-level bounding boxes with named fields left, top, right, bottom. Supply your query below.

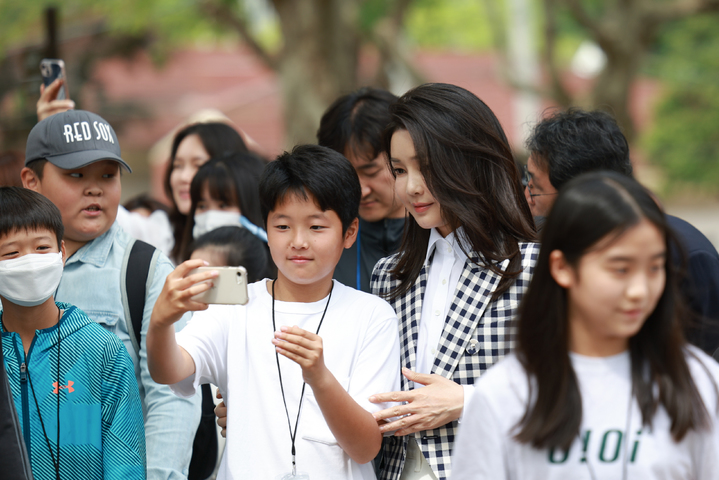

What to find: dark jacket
left=0, top=337, right=33, bottom=480
left=334, top=217, right=405, bottom=292
left=667, top=215, right=719, bottom=359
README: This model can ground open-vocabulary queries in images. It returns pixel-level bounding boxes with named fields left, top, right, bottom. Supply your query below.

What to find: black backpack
left=122, top=239, right=218, bottom=480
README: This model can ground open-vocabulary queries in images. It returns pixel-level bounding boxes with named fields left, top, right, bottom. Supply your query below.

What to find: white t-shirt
left=116, top=205, right=174, bottom=256
left=452, top=348, right=719, bottom=480
left=173, top=279, right=401, bottom=480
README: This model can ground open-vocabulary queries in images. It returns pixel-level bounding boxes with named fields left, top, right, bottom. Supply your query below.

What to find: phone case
left=40, top=58, right=68, bottom=100
left=192, top=266, right=249, bottom=305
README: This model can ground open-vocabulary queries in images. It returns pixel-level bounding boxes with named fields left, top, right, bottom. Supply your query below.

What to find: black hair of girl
left=191, top=226, right=272, bottom=282
left=382, top=83, right=536, bottom=300
left=178, top=152, right=266, bottom=262
left=514, top=170, right=711, bottom=450
left=165, top=122, right=250, bottom=261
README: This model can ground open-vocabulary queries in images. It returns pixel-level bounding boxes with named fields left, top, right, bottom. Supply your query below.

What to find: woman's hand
left=37, top=78, right=75, bottom=121
left=151, top=259, right=217, bottom=328
left=368, top=368, right=464, bottom=436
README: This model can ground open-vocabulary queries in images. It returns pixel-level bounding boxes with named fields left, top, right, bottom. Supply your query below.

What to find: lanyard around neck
left=271, top=279, right=334, bottom=476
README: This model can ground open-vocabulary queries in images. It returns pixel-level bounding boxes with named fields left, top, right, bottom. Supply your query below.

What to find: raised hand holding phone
left=38, top=59, right=75, bottom=121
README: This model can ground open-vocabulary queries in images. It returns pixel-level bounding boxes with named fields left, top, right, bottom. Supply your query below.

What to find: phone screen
left=40, top=59, right=67, bottom=100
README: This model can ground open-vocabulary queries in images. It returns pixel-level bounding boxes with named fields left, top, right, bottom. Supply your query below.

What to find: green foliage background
left=643, top=14, right=719, bottom=195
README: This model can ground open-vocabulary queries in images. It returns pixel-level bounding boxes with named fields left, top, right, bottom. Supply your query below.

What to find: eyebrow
left=607, top=252, right=666, bottom=262
left=0, top=236, right=55, bottom=248
left=271, top=213, right=328, bottom=221
left=356, top=161, right=381, bottom=171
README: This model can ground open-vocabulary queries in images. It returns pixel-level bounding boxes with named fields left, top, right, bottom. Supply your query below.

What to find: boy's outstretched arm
left=148, top=259, right=218, bottom=385
left=273, top=326, right=381, bottom=464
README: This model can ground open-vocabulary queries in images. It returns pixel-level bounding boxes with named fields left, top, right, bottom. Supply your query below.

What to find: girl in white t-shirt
left=452, top=171, right=719, bottom=480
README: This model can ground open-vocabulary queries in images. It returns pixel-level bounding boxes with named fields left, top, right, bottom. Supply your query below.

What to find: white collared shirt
left=417, top=228, right=469, bottom=375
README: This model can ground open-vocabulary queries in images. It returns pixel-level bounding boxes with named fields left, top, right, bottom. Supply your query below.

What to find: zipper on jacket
left=20, top=361, right=31, bottom=455
left=15, top=333, right=38, bottom=457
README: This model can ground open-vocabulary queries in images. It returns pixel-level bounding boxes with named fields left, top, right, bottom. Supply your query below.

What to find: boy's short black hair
left=25, top=159, right=48, bottom=180
left=259, top=145, right=361, bottom=233
left=0, top=186, right=64, bottom=247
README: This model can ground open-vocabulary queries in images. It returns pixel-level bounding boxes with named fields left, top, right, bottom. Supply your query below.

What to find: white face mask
left=0, top=252, right=64, bottom=307
left=193, top=210, right=243, bottom=239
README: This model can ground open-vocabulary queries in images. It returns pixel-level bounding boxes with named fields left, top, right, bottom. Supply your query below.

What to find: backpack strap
left=120, top=239, right=160, bottom=356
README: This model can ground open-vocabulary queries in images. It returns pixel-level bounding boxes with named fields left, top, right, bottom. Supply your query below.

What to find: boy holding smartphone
left=148, top=145, right=401, bottom=479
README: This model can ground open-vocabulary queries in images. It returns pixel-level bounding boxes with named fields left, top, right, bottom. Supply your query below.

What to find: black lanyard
left=28, top=306, right=63, bottom=480
left=271, top=280, right=333, bottom=477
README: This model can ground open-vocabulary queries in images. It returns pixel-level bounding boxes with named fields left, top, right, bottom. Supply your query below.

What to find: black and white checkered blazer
left=370, top=241, right=539, bottom=480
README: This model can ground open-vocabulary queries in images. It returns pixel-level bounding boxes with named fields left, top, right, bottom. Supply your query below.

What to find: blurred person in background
left=0, top=151, right=24, bottom=187
left=524, top=108, right=719, bottom=359
left=318, top=87, right=406, bottom=292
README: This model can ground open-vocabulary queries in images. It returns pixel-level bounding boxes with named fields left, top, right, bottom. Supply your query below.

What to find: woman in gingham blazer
left=368, top=83, right=539, bottom=480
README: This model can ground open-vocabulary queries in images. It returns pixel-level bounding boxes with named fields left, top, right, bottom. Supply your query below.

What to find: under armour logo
left=52, top=381, right=74, bottom=394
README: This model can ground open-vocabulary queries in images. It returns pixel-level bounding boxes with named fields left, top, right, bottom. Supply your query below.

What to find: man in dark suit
left=525, top=108, right=719, bottom=358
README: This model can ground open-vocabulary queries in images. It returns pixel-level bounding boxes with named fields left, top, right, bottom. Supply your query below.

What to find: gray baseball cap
left=25, top=110, right=132, bottom=172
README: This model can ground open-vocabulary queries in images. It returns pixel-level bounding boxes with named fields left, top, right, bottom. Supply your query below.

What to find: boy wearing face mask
left=0, top=187, right=145, bottom=479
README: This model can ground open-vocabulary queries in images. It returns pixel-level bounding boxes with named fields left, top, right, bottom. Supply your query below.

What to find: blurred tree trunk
left=540, top=0, right=719, bottom=143
left=204, top=0, right=419, bottom=146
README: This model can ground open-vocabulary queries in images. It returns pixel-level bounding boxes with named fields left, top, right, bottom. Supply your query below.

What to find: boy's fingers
left=177, top=270, right=218, bottom=291
left=275, top=345, right=302, bottom=364
left=279, top=325, right=314, bottom=337
left=175, top=259, right=210, bottom=277
left=271, top=337, right=311, bottom=359
left=274, top=331, right=316, bottom=349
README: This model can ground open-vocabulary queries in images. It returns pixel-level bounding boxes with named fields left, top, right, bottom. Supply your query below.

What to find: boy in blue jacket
left=0, top=186, right=145, bottom=480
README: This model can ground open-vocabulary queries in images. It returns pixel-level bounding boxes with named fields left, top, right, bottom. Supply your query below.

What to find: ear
left=21, top=167, right=41, bottom=192
left=549, top=249, right=575, bottom=288
left=60, top=240, right=66, bottom=266
left=343, top=217, right=359, bottom=249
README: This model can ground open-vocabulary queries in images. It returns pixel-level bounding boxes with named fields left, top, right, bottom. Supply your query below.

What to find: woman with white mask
left=176, top=152, right=270, bottom=266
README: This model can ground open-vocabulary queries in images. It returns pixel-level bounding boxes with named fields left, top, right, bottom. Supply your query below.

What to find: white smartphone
left=191, top=266, right=249, bottom=305
left=40, top=58, right=69, bottom=100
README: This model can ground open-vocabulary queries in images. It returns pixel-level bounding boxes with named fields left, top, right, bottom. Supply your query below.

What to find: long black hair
left=165, top=122, right=248, bottom=261
left=515, top=171, right=711, bottom=450
left=382, top=83, right=536, bottom=300
left=178, top=152, right=265, bottom=262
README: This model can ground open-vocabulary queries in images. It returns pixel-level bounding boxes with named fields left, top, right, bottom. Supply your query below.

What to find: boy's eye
left=275, top=225, right=289, bottom=230
left=102, top=173, right=116, bottom=179
left=310, top=225, right=326, bottom=231
left=1, top=251, right=18, bottom=257
left=70, top=173, right=83, bottom=178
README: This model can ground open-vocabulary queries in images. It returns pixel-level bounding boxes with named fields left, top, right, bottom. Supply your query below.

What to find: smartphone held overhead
left=40, top=58, right=69, bottom=100
left=191, top=266, right=249, bottom=305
